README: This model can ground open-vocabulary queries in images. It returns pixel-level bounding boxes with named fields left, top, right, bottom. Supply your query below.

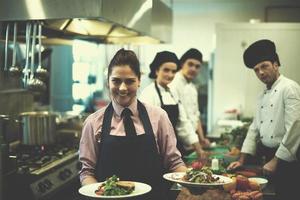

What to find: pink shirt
left=79, top=98, right=185, bottom=182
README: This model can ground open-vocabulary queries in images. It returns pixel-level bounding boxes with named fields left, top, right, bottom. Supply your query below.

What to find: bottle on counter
left=211, top=157, right=219, bottom=171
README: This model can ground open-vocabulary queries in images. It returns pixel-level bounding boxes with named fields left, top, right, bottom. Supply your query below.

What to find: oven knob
left=58, top=171, right=66, bottom=180
left=64, top=169, right=72, bottom=177
left=37, top=182, right=46, bottom=193
left=44, top=179, right=53, bottom=189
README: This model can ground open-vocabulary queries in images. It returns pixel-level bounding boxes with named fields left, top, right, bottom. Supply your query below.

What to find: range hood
left=0, top=0, right=172, bottom=44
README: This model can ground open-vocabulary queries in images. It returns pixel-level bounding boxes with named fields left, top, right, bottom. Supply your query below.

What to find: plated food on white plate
left=78, top=175, right=152, bottom=199
left=248, top=177, right=268, bottom=189
left=163, top=161, right=232, bottom=188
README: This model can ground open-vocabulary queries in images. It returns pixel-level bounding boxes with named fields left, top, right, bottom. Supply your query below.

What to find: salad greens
left=95, top=175, right=134, bottom=196
left=184, top=165, right=220, bottom=183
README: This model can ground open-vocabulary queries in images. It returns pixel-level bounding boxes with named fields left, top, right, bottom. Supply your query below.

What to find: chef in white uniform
left=169, top=48, right=210, bottom=159
left=227, top=39, right=300, bottom=200
left=139, top=51, right=199, bottom=156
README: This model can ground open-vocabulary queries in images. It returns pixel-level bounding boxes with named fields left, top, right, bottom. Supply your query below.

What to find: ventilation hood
left=0, top=0, right=172, bottom=44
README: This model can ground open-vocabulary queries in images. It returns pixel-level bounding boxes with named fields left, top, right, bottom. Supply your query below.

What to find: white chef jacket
left=169, top=72, right=201, bottom=129
left=241, top=75, right=300, bottom=161
left=282, top=119, right=300, bottom=161
left=139, top=81, right=199, bottom=147
left=140, top=82, right=177, bottom=106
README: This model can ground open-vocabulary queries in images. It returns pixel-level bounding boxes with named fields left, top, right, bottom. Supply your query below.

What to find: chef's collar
left=264, top=74, right=283, bottom=92
left=157, top=81, right=170, bottom=92
left=112, top=98, right=138, bottom=118
left=178, top=71, right=190, bottom=84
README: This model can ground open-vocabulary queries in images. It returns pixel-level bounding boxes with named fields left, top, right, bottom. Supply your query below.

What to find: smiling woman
left=107, top=49, right=141, bottom=107
left=108, top=67, right=140, bottom=107
left=79, top=48, right=187, bottom=200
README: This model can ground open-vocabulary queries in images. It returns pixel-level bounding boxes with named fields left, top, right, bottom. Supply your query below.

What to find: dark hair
left=107, top=48, right=141, bottom=80
left=179, top=48, right=203, bottom=69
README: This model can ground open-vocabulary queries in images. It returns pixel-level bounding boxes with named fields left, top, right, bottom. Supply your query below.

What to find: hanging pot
left=19, top=111, right=57, bottom=145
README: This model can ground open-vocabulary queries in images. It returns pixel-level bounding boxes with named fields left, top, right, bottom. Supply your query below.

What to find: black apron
left=95, top=100, right=168, bottom=200
left=154, top=81, right=186, bottom=155
left=256, top=140, right=300, bottom=200
left=256, top=140, right=277, bottom=164
left=154, top=81, right=179, bottom=130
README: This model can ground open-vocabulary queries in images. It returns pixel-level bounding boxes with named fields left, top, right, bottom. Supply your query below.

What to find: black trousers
left=254, top=142, right=300, bottom=200
left=274, top=159, right=300, bottom=200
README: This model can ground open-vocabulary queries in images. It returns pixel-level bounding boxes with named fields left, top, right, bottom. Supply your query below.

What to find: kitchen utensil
left=19, top=111, right=57, bottom=145
left=22, top=22, right=31, bottom=87
left=226, top=165, right=244, bottom=173
left=35, top=22, right=48, bottom=81
left=0, top=24, right=10, bottom=89
left=9, top=22, right=22, bottom=77
left=4, top=23, right=10, bottom=72
left=26, top=22, right=46, bottom=92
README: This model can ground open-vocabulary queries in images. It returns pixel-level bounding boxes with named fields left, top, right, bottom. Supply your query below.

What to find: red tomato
left=191, top=161, right=203, bottom=170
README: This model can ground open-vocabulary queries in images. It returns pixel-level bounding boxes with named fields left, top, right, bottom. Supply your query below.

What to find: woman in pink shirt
left=79, top=48, right=187, bottom=199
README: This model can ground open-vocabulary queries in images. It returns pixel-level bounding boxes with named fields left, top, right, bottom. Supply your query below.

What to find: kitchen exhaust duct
left=0, top=0, right=172, bottom=44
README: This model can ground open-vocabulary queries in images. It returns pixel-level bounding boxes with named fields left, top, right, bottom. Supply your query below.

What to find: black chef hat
left=179, top=48, right=203, bottom=69
left=243, top=39, right=281, bottom=69
left=149, top=51, right=179, bottom=79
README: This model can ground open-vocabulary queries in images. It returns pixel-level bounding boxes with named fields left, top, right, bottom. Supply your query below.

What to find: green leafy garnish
left=95, top=175, right=134, bottom=196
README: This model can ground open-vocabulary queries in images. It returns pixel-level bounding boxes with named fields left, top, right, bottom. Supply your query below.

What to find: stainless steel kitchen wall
left=0, top=0, right=172, bottom=44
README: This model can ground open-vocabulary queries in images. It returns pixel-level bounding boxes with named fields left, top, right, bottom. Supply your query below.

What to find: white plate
left=248, top=177, right=268, bottom=189
left=163, top=172, right=232, bottom=188
left=78, top=181, right=152, bottom=199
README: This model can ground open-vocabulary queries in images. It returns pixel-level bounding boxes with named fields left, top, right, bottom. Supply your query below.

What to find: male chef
left=227, top=39, right=300, bottom=200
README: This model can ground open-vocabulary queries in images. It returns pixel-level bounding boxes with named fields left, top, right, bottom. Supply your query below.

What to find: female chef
left=139, top=51, right=204, bottom=158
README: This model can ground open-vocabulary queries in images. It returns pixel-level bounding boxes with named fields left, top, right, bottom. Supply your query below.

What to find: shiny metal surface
left=19, top=111, right=57, bottom=145
left=0, top=0, right=102, bottom=21
left=0, top=0, right=173, bottom=44
left=152, top=0, right=173, bottom=43
left=102, top=0, right=152, bottom=36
